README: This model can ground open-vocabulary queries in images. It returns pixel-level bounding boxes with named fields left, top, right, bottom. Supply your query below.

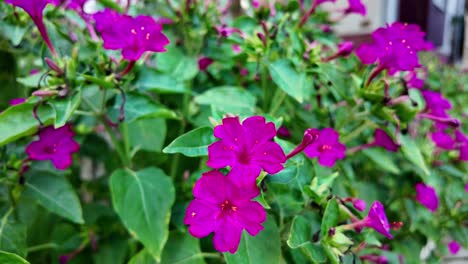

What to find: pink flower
left=373, top=129, right=399, bottom=152
left=364, top=201, right=393, bottom=239
left=345, top=0, right=366, bottom=16
left=207, top=116, right=286, bottom=187
left=415, top=183, right=439, bottom=212
left=360, top=254, right=388, bottom=264
left=94, top=9, right=170, bottom=61
left=455, top=130, right=468, bottom=161
left=448, top=240, right=461, bottom=255
left=9, top=98, right=26, bottom=106
left=303, top=128, right=346, bottom=167
left=323, top=41, right=354, bottom=62
left=65, top=0, right=88, bottom=11
left=356, top=22, right=432, bottom=73
left=184, top=171, right=266, bottom=253
left=430, top=131, right=456, bottom=150
left=198, top=57, right=214, bottom=71
left=405, top=71, right=425, bottom=89
left=5, top=0, right=59, bottom=56
left=422, top=90, right=452, bottom=118
left=232, top=44, right=242, bottom=53
left=277, top=126, right=291, bottom=138
left=25, top=125, right=80, bottom=170
left=353, top=199, right=367, bottom=212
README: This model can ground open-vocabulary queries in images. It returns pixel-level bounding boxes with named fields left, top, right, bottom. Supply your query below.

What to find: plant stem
left=170, top=83, right=191, bottom=179
left=261, top=61, right=270, bottom=112
left=103, top=120, right=131, bottom=167
left=27, top=243, right=58, bottom=253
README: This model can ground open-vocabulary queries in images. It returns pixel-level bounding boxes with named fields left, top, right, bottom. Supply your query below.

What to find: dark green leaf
left=0, top=251, right=29, bottom=264
left=300, top=243, right=327, bottom=263
left=269, top=60, right=311, bottom=103
left=137, top=69, right=186, bottom=94
left=0, top=23, right=27, bottom=46
left=163, top=127, right=215, bottom=157
left=320, top=199, right=339, bottom=239
left=113, top=93, right=178, bottom=123
left=92, top=240, right=128, bottom=264
left=225, top=216, right=281, bottom=264
left=287, top=215, right=312, bottom=248
left=110, top=167, right=175, bottom=261
left=194, top=86, right=257, bottom=115
left=0, top=215, right=27, bottom=258
left=156, top=46, right=199, bottom=80
left=23, top=172, right=84, bottom=224
left=128, top=249, right=157, bottom=264
left=0, top=102, right=54, bottom=147
left=362, top=148, right=400, bottom=174
left=161, top=232, right=206, bottom=264
left=400, top=134, right=430, bottom=177
left=128, top=118, right=166, bottom=152
left=52, top=91, right=81, bottom=128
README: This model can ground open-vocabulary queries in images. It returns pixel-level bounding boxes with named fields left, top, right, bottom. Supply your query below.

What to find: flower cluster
left=93, top=8, right=170, bottom=61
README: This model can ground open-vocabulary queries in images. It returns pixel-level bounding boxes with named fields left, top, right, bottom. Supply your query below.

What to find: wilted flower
left=345, top=0, right=366, bottom=16
left=303, top=128, right=346, bottom=167
left=207, top=116, right=286, bottom=187
left=323, top=41, right=354, bottom=62
left=448, top=240, right=461, bottom=255
left=25, top=124, right=80, bottom=170
left=373, top=128, right=399, bottom=152
left=198, top=57, right=214, bottom=71
left=415, top=183, right=439, bottom=212
left=184, top=171, right=266, bottom=253
left=277, top=126, right=291, bottom=138
left=5, top=0, right=59, bottom=56
left=94, top=9, right=170, bottom=61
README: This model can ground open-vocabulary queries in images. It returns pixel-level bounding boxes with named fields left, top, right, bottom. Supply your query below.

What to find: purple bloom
left=415, top=183, right=439, bottom=212
left=303, top=128, right=346, bottom=167
left=5, top=0, right=59, bottom=56
left=360, top=254, right=389, bottom=264
left=372, top=129, right=399, bottom=152
left=363, top=201, right=393, bottom=239
left=405, top=71, right=424, bottom=89
left=455, top=130, right=468, bottom=161
left=207, top=116, right=286, bottom=187
left=65, top=0, right=88, bottom=11
left=198, top=57, right=213, bottom=71
left=323, top=41, right=354, bottom=62
left=316, top=0, right=336, bottom=5
left=215, top=25, right=243, bottom=38
left=345, top=0, right=366, bottom=16
left=430, top=131, right=456, bottom=150
left=356, top=22, right=431, bottom=73
left=9, top=98, right=26, bottom=106
left=184, top=171, right=266, bottom=253
left=25, top=125, right=80, bottom=170
left=353, top=199, right=367, bottom=212
left=94, top=9, right=170, bottom=61
left=448, top=240, right=461, bottom=255
left=465, top=183, right=468, bottom=192
left=277, top=126, right=291, bottom=138
left=422, top=90, right=452, bottom=118
left=232, top=44, right=242, bottom=53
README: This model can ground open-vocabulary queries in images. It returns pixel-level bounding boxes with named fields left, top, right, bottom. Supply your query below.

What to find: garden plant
left=0, top=0, right=467, bottom=263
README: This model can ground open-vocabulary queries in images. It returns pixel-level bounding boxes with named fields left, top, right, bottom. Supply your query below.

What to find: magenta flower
left=207, top=116, right=286, bottom=187
left=323, top=41, right=354, bottom=62
left=94, top=9, right=170, bottom=61
left=184, top=171, right=266, bottom=253
left=198, top=57, right=214, bottom=71
left=345, top=0, right=366, bottom=16
left=364, top=201, right=393, bottom=238
left=373, top=128, right=399, bottom=152
left=455, top=130, right=468, bottom=161
left=405, top=71, right=424, bottom=89
left=232, top=44, right=242, bottom=54
left=415, top=183, right=439, bottom=212
left=277, top=126, right=291, bottom=138
left=65, top=0, right=88, bottom=10
left=360, top=254, right=388, bottom=264
left=5, top=0, right=59, bottom=56
left=303, top=128, right=346, bottom=167
left=25, top=125, right=80, bottom=170
left=448, top=240, right=461, bottom=255
left=430, top=131, right=455, bottom=150
left=215, top=25, right=243, bottom=38
left=353, top=199, right=367, bottom=212
left=422, top=90, right=452, bottom=117
left=9, top=98, right=26, bottom=106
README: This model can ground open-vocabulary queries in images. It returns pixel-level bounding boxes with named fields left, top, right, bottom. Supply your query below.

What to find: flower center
left=236, top=149, right=252, bottom=164
left=319, top=144, right=333, bottom=152
left=220, top=200, right=237, bottom=214
left=44, top=143, right=58, bottom=154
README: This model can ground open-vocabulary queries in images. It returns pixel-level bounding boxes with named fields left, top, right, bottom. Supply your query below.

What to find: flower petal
left=251, top=141, right=286, bottom=174
left=227, top=164, right=261, bottom=188
left=206, top=141, right=237, bottom=169
left=185, top=199, right=218, bottom=238
left=193, top=171, right=227, bottom=203
left=234, top=201, right=266, bottom=236
left=213, top=217, right=243, bottom=254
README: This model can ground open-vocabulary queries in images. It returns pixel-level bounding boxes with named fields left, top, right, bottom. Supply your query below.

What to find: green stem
left=27, top=243, right=58, bottom=253
left=120, top=122, right=132, bottom=168
left=170, top=83, right=191, bottom=179
left=341, top=120, right=373, bottom=144
left=200, top=253, right=222, bottom=259
left=103, top=121, right=130, bottom=167
left=262, top=62, right=270, bottom=112
left=270, top=90, right=287, bottom=116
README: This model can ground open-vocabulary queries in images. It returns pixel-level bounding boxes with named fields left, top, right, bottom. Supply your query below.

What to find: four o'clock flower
left=448, top=240, right=461, bottom=255
left=344, top=0, right=366, bottom=16
left=25, top=124, right=80, bottom=170
left=5, top=0, right=59, bottom=56
left=198, top=57, right=214, bottom=71
left=339, top=201, right=393, bottom=239
left=350, top=128, right=400, bottom=154
left=430, top=131, right=456, bottom=150
left=94, top=9, right=170, bottom=61
left=207, top=116, right=286, bottom=187
left=184, top=171, right=266, bottom=253
left=9, top=98, right=26, bottom=106
left=323, top=41, right=354, bottom=62
left=455, top=130, right=468, bottom=161
left=303, top=128, right=346, bottom=167
left=415, top=183, right=439, bottom=212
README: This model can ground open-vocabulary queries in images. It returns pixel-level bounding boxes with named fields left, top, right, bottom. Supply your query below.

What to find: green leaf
left=81, top=74, right=115, bottom=89
left=156, top=46, right=198, bottom=80
left=128, top=118, right=166, bottom=152
left=23, top=172, right=84, bottom=224
left=320, top=199, right=339, bottom=239
left=16, top=71, right=46, bottom=87
left=0, top=102, right=54, bottom=147
left=52, top=91, right=81, bottom=128
left=400, top=134, right=430, bottom=177
left=163, top=127, right=215, bottom=157
left=194, top=86, right=257, bottom=115
left=0, top=214, right=27, bottom=258
left=113, top=93, right=178, bottom=123
left=92, top=240, right=128, bottom=264
left=287, top=216, right=312, bottom=248
left=137, top=68, right=186, bottom=94
left=128, top=249, right=157, bottom=264
left=225, top=216, right=281, bottom=264
left=161, top=232, right=206, bottom=264
left=300, top=243, right=327, bottom=263
left=269, top=59, right=310, bottom=103
left=110, top=167, right=175, bottom=261
left=362, top=148, right=400, bottom=174
left=0, top=23, right=27, bottom=46
left=0, top=251, right=29, bottom=264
